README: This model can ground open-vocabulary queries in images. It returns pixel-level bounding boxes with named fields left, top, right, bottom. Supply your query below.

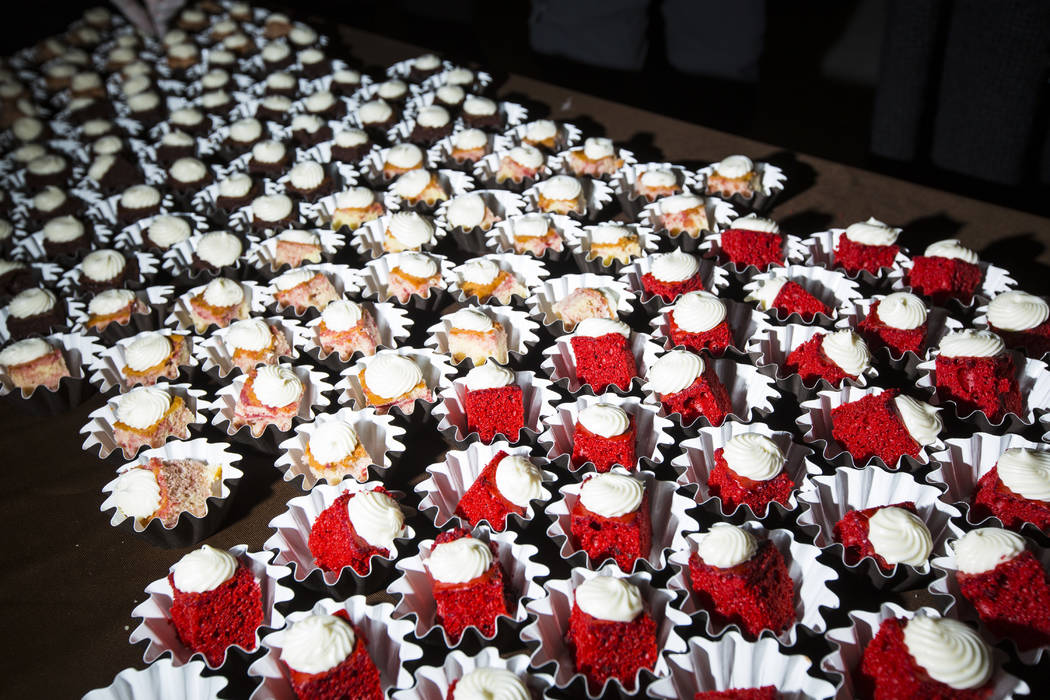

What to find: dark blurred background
left=7, top=0, right=1050, bottom=217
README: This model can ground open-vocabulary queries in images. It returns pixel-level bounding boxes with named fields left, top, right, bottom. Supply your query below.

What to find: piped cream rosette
left=88, top=329, right=197, bottom=393
left=618, top=249, right=730, bottom=312
left=648, top=294, right=772, bottom=357
left=164, top=279, right=273, bottom=334
left=351, top=210, right=448, bottom=260
left=746, top=323, right=879, bottom=397
left=445, top=252, right=549, bottom=305
left=521, top=174, right=613, bottom=222
left=335, top=347, right=455, bottom=416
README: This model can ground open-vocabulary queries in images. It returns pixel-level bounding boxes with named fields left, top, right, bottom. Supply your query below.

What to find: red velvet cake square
left=668, top=314, right=735, bottom=354
left=455, top=450, right=528, bottom=530
left=688, top=540, right=796, bottom=637
left=783, top=333, right=853, bottom=386
left=833, top=501, right=918, bottom=570
left=428, top=529, right=511, bottom=641
left=566, top=593, right=658, bottom=691
left=707, top=448, right=794, bottom=515
left=973, top=467, right=1050, bottom=532
left=308, top=490, right=393, bottom=576
left=834, top=236, right=899, bottom=274
left=857, top=300, right=927, bottom=355
left=958, top=549, right=1050, bottom=649
left=720, top=229, right=783, bottom=270
left=570, top=478, right=652, bottom=570
left=571, top=416, right=637, bottom=472
left=641, top=270, right=705, bottom=302
left=169, top=563, right=263, bottom=666
left=830, top=390, right=922, bottom=467
left=907, top=256, right=983, bottom=304
left=694, top=686, right=778, bottom=700
left=285, top=610, right=383, bottom=700
left=934, top=354, right=1022, bottom=422
left=767, top=280, right=830, bottom=321
left=570, top=333, right=637, bottom=391
left=464, top=385, right=525, bottom=442
left=657, top=365, right=734, bottom=426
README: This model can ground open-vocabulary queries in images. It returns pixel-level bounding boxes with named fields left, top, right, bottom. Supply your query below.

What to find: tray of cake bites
left=3, top=2, right=1048, bottom=699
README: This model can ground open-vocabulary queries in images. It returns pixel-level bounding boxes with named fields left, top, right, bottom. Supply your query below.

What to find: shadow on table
left=763, top=150, right=817, bottom=209
left=900, top=213, right=965, bottom=252
left=981, top=233, right=1050, bottom=293
left=778, top=209, right=835, bottom=237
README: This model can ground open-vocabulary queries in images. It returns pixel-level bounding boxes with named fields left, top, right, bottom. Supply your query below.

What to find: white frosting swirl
left=744, top=276, right=788, bottom=310
left=125, top=332, right=172, bottom=371
left=334, top=129, right=368, bottom=148
left=43, top=216, right=85, bottom=243
left=260, top=95, right=292, bottom=113
left=229, top=118, right=262, bottom=143
left=987, top=291, right=1049, bottom=332
left=731, top=214, right=779, bottom=233
left=88, top=288, right=135, bottom=316
left=448, top=307, right=493, bottom=332
left=672, top=290, right=726, bottom=333
left=252, top=194, right=294, bottom=223
left=251, top=364, right=303, bottom=408
left=111, top=468, right=161, bottom=519
left=298, top=48, right=325, bottom=65
left=304, top=91, right=335, bottom=114
left=459, top=258, right=500, bottom=286
left=464, top=363, right=514, bottom=391
left=170, top=108, right=204, bottom=128
left=321, top=299, right=363, bottom=332
left=27, top=154, right=66, bottom=176
left=172, top=545, right=237, bottom=593
left=251, top=140, right=285, bottom=163
left=902, top=615, right=992, bottom=690
left=639, top=168, right=677, bottom=189
left=363, top=353, right=423, bottom=399
left=875, top=292, right=927, bottom=330
left=289, top=161, right=324, bottom=190
left=579, top=472, right=644, bottom=517
left=81, top=249, right=126, bottom=282
left=333, top=69, right=361, bottom=85
left=714, top=154, right=753, bottom=178
left=120, top=185, right=160, bottom=210
left=92, top=135, right=123, bottom=155
left=127, top=92, right=160, bottom=113
left=218, top=174, right=253, bottom=198
left=437, top=85, right=465, bottom=106
left=417, top=105, right=449, bottom=128
left=590, top=223, right=631, bottom=245
left=0, top=260, right=23, bottom=276
left=201, top=69, right=228, bottom=90
left=278, top=230, right=319, bottom=248
left=427, top=536, right=493, bottom=584
left=33, top=187, right=65, bottom=213
left=582, top=137, right=614, bottom=160
left=996, top=448, right=1050, bottom=501
left=148, top=216, right=191, bottom=248
left=937, top=329, right=1005, bottom=358
left=446, top=194, right=486, bottom=229
left=348, top=490, right=404, bottom=551
left=388, top=211, right=435, bottom=246
left=539, top=175, right=581, bottom=201
left=867, top=506, right=933, bottom=566
left=464, top=96, right=497, bottom=116
left=524, top=119, right=556, bottom=142
left=201, top=277, right=243, bottom=307
left=650, top=251, right=699, bottom=282
left=0, top=337, right=52, bottom=366
left=660, top=193, right=703, bottom=215
left=358, top=99, right=392, bottom=124
left=452, top=128, right=486, bottom=150
left=8, top=287, right=56, bottom=318
left=844, top=217, right=900, bottom=246
left=87, top=155, right=116, bottom=183
left=453, top=668, right=529, bottom=700
left=377, top=79, right=407, bottom=100
left=413, top=53, right=441, bottom=70
left=512, top=214, right=549, bottom=239
left=116, top=386, right=171, bottom=429
left=722, top=433, right=785, bottom=481
left=495, top=454, right=543, bottom=507
left=267, top=73, right=297, bottom=91
left=226, top=318, right=273, bottom=352
left=820, top=330, right=871, bottom=375
left=649, top=349, right=703, bottom=395
left=335, top=187, right=375, bottom=209
left=574, top=576, right=642, bottom=622
left=697, top=523, right=758, bottom=568
left=197, top=231, right=243, bottom=267
left=281, top=614, right=355, bottom=675
left=309, top=420, right=359, bottom=463
left=893, top=395, right=942, bottom=447
left=392, top=169, right=432, bottom=199
left=170, top=158, right=207, bottom=183
left=397, top=252, right=438, bottom=279
left=924, top=239, right=979, bottom=264
left=953, top=527, right=1025, bottom=575
left=445, top=68, right=475, bottom=86
left=578, top=403, right=630, bottom=438
left=574, top=317, right=630, bottom=338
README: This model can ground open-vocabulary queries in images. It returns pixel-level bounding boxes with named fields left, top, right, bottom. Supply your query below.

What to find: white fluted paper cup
left=265, top=262, right=360, bottom=320
left=746, top=324, right=879, bottom=397
left=391, top=648, right=555, bottom=700
left=525, top=272, right=636, bottom=336
left=164, top=279, right=274, bottom=334
left=569, top=222, right=659, bottom=275
left=700, top=227, right=807, bottom=275
left=351, top=212, right=449, bottom=260
left=83, top=658, right=228, bottom=700
left=612, top=162, right=693, bottom=219
left=193, top=315, right=306, bottom=380
left=89, top=329, right=198, bottom=393
left=549, top=145, right=637, bottom=181
left=299, top=300, right=413, bottom=370
left=619, top=253, right=729, bottom=314
left=81, top=382, right=209, bottom=461
left=433, top=370, right=558, bottom=445
left=335, top=347, right=455, bottom=420
left=521, top=175, right=613, bottom=222
left=309, top=187, right=400, bottom=231
left=357, top=251, right=456, bottom=314
left=889, top=257, right=1017, bottom=310
left=446, top=252, right=548, bottom=306
left=69, top=284, right=175, bottom=343
left=694, top=160, right=786, bottom=214
left=802, top=228, right=910, bottom=288
left=540, top=329, right=661, bottom=396
left=246, top=227, right=347, bottom=277
left=424, top=303, right=540, bottom=369
left=741, top=264, right=864, bottom=326
left=649, top=297, right=772, bottom=357
left=486, top=212, right=580, bottom=262
left=0, top=331, right=103, bottom=414
left=435, top=188, right=526, bottom=255
left=640, top=195, right=737, bottom=254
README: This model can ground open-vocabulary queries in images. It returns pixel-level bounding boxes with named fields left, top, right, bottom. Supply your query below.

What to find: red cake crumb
left=308, top=490, right=391, bottom=576
left=430, top=529, right=511, bottom=641
left=768, top=280, right=830, bottom=321
left=991, top=321, right=1050, bottom=358
left=784, top=334, right=853, bottom=386
left=464, top=385, right=525, bottom=442
left=287, top=610, right=383, bottom=700
left=570, top=333, right=637, bottom=391
left=934, top=354, right=1022, bottom=422
left=641, top=270, right=705, bottom=303
left=834, top=236, right=899, bottom=275
left=572, top=417, right=637, bottom=472
left=657, top=365, right=734, bottom=426
left=860, top=618, right=993, bottom=700
left=695, top=687, right=778, bottom=700
left=570, top=488, right=652, bottom=570
left=687, top=540, right=796, bottom=637
left=830, top=389, right=921, bottom=468
left=668, top=314, right=735, bottom=355
left=455, top=450, right=525, bottom=530
left=958, top=550, right=1050, bottom=649
left=906, top=256, right=983, bottom=304
left=857, top=300, right=927, bottom=356
left=566, top=600, right=658, bottom=692
left=707, top=449, right=794, bottom=516
left=972, top=468, right=1050, bottom=532
left=833, top=502, right=919, bottom=570
left=168, top=564, right=263, bottom=666
left=720, top=229, right=784, bottom=270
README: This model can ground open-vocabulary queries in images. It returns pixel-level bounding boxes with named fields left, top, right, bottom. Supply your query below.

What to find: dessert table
left=4, top=24, right=1050, bottom=700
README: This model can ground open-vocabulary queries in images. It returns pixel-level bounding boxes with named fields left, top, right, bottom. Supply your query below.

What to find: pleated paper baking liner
left=113, top=211, right=211, bottom=252
left=801, top=228, right=910, bottom=289
left=357, top=251, right=456, bottom=315
left=419, top=64, right=495, bottom=92
left=388, top=100, right=529, bottom=145
left=89, top=329, right=199, bottom=394
left=973, top=298, right=1050, bottom=362
left=308, top=187, right=400, bottom=232
left=351, top=212, right=449, bottom=260
left=888, top=258, right=1017, bottom=311
left=294, top=135, right=380, bottom=171
left=648, top=631, right=837, bottom=700
left=503, top=120, right=583, bottom=154
left=424, top=303, right=540, bottom=369
left=693, top=159, right=787, bottom=213
left=446, top=252, right=549, bottom=306
left=247, top=596, right=422, bottom=699
left=388, top=526, right=550, bottom=647
left=796, top=466, right=961, bottom=590
left=821, top=603, right=1030, bottom=700
left=161, top=232, right=261, bottom=285
left=537, top=394, right=676, bottom=473
left=611, top=162, right=694, bottom=219
left=415, top=440, right=557, bottom=531
left=202, top=120, right=291, bottom=163
left=648, top=298, right=772, bottom=357
left=699, top=228, right=808, bottom=278
left=434, top=188, right=527, bottom=256
left=194, top=315, right=307, bottom=380
left=521, top=175, right=613, bottom=223
left=0, top=296, right=84, bottom=344
left=274, top=159, right=358, bottom=203
left=83, top=658, right=228, bottom=700
left=209, top=363, right=333, bottom=453
left=545, top=468, right=698, bottom=572
left=0, top=331, right=102, bottom=414
left=834, top=296, right=963, bottom=376
left=81, top=382, right=210, bottom=461
left=264, top=262, right=361, bottom=320
left=300, top=300, right=413, bottom=370
left=100, top=438, right=244, bottom=547
left=57, top=250, right=160, bottom=295
left=746, top=323, right=879, bottom=398
left=914, top=351, right=1050, bottom=432
left=391, top=648, right=556, bottom=700
left=640, top=356, right=781, bottom=435
left=247, top=228, right=348, bottom=279
left=520, top=563, right=690, bottom=699
left=165, top=279, right=274, bottom=334
left=569, top=222, right=659, bottom=276
left=639, top=195, right=737, bottom=254
left=433, top=370, right=558, bottom=445
left=130, top=545, right=293, bottom=670
left=69, top=284, right=175, bottom=343
left=665, top=523, right=838, bottom=646
left=190, top=177, right=282, bottom=229
left=274, top=405, right=407, bottom=489
left=672, top=423, right=819, bottom=520
left=486, top=212, right=581, bottom=263
left=540, top=330, right=662, bottom=396
left=740, top=264, right=864, bottom=327
left=470, top=150, right=554, bottom=195
left=228, top=198, right=309, bottom=237
left=387, top=166, right=477, bottom=216
left=359, top=145, right=441, bottom=188
left=335, top=347, right=455, bottom=424
left=927, top=433, right=1049, bottom=534
left=619, top=254, right=730, bottom=314
left=525, top=272, right=636, bottom=336
left=263, top=480, right=417, bottom=589
left=796, top=386, right=944, bottom=471
left=929, top=523, right=1050, bottom=664
left=549, top=145, right=637, bottom=183
left=427, top=131, right=512, bottom=173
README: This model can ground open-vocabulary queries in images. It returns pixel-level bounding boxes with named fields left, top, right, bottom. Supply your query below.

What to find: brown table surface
left=4, top=26, right=1050, bottom=700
